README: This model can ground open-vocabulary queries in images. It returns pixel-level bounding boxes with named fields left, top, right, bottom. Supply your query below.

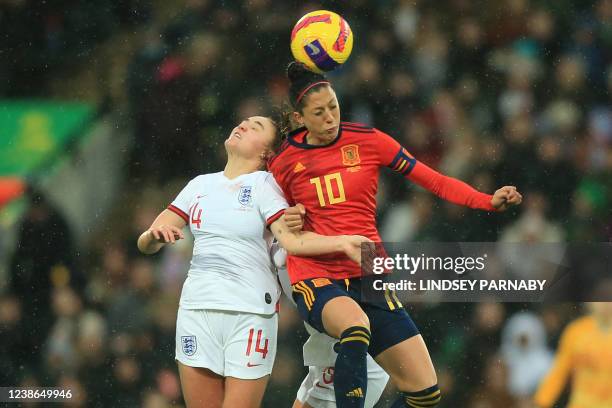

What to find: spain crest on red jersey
left=341, top=144, right=360, bottom=166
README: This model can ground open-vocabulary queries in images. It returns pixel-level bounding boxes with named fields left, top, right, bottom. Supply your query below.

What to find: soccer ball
left=290, top=10, right=354, bottom=74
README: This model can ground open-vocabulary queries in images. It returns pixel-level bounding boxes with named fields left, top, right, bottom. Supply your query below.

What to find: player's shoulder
left=184, top=173, right=215, bottom=186
left=562, top=316, right=595, bottom=342
left=341, top=122, right=386, bottom=141
left=268, top=130, right=302, bottom=169
left=248, top=170, right=273, bottom=184
left=194, top=171, right=226, bottom=183
left=341, top=121, right=375, bottom=133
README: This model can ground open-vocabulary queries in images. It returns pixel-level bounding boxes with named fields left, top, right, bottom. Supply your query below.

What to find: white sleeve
left=259, top=173, right=288, bottom=227
left=168, top=177, right=200, bottom=223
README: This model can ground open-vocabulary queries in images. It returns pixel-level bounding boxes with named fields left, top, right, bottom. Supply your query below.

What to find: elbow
left=137, top=232, right=156, bottom=255
left=136, top=240, right=149, bottom=255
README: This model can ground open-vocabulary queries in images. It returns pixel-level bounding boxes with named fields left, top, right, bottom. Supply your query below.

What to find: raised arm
left=407, top=161, right=522, bottom=211
left=375, top=128, right=522, bottom=211
left=137, top=209, right=186, bottom=255
left=533, top=323, right=575, bottom=408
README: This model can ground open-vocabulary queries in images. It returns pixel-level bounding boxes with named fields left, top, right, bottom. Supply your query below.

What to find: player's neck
left=223, top=157, right=261, bottom=179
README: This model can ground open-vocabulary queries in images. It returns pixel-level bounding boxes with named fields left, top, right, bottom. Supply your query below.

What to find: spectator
left=501, top=312, right=554, bottom=398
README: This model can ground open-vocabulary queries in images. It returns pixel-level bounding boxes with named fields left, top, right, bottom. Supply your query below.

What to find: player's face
left=225, top=116, right=276, bottom=160
left=295, top=86, right=341, bottom=145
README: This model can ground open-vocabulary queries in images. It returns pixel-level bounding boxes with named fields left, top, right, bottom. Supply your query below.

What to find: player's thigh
left=175, top=308, right=225, bottom=375
left=178, top=362, right=224, bottom=408
left=374, top=335, right=437, bottom=391
left=223, top=375, right=269, bottom=408
left=225, top=312, right=278, bottom=379
left=293, top=279, right=370, bottom=338
left=322, top=296, right=369, bottom=338
left=363, top=305, right=435, bottom=391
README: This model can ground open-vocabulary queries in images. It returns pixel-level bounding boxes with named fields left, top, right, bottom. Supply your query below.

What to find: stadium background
left=1, top=0, right=611, bottom=406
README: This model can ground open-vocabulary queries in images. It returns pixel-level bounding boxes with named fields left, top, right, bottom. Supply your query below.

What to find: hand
left=148, top=225, right=184, bottom=244
left=491, top=186, right=523, bottom=211
left=341, top=235, right=373, bottom=265
left=284, top=203, right=306, bottom=232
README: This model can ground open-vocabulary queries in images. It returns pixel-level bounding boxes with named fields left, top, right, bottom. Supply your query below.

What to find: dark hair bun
left=287, top=61, right=325, bottom=83
left=287, top=61, right=328, bottom=107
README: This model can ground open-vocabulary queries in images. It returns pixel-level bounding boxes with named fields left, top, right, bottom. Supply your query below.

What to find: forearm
left=271, top=218, right=345, bottom=256
left=282, top=232, right=346, bottom=256
left=137, top=231, right=164, bottom=255
left=407, top=161, right=495, bottom=211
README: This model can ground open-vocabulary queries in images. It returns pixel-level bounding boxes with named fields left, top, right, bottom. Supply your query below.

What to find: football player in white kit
left=272, top=244, right=390, bottom=408
left=137, top=116, right=369, bottom=408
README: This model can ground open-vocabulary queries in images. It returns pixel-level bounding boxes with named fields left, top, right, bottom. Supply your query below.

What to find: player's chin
left=224, top=137, right=239, bottom=148
left=323, top=126, right=339, bottom=139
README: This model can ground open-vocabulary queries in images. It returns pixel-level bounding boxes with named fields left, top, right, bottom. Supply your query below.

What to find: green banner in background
left=0, top=101, right=95, bottom=176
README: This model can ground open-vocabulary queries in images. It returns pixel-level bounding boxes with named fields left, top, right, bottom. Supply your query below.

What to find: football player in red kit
left=268, top=62, right=522, bottom=408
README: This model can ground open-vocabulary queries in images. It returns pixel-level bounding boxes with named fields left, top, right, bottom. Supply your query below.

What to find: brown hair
left=287, top=61, right=331, bottom=113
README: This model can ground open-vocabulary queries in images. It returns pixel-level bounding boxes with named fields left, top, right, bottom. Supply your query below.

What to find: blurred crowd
left=3, top=0, right=612, bottom=407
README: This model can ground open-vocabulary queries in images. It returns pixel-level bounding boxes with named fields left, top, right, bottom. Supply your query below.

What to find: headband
left=295, top=81, right=330, bottom=104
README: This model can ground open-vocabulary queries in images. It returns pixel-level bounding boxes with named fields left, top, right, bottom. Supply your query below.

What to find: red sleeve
left=407, top=161, right=496, bottom=211
left=376, top=129, right=405, bottom=166
left=268, top=160, right=295, bottom=206
left=374, top=128, right=495, bottom=211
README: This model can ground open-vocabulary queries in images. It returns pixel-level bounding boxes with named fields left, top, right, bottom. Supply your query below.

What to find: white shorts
left=175, top=308, right=278, bottom=379
left=296, top=358, right=389, bottom=408
left=296, top=325, right=389, bottom=408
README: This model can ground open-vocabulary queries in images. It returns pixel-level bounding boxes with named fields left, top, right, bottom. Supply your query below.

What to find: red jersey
left=268, top=122, right=495, bottom=283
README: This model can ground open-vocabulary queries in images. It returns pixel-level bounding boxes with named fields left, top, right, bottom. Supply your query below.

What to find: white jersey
left=169, top=171, right=287, bottom=315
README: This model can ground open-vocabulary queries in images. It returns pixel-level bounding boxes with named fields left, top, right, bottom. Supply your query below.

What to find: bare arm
left=533, top=325, right=574, bottom=408
left=269, top=216, right=369, bottom=264
left=137, top=209, right=186, bottom=255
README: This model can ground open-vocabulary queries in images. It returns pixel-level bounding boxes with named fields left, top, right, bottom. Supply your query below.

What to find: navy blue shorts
left=291, top=277, right=419, bottom=357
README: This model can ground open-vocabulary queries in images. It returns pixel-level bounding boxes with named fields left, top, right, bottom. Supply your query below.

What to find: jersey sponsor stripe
left=168, top=204, right=189, bottom=223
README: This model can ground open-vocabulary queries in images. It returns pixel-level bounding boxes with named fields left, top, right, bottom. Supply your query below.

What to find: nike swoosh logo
left=315, top=381, right=332, bottom=390
left=246, top=362, right=262, bottom=367
left=306, top=43, right=320, bottom=55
